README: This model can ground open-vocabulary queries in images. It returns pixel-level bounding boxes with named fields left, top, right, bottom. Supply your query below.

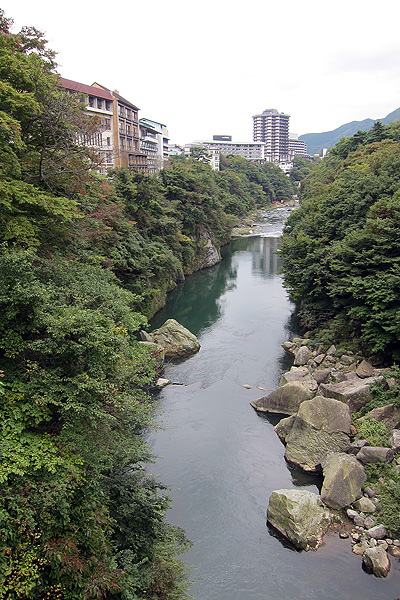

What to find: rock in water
left=320, top=453, right=366, bottom=510
left=140, top=319, right=200, bottom=358
left=250, top=380, right=315, bottom=415
left=362, top=546, right=391, bottom=577
left=267, top=489, right=332, bottom=550
left=284, top=396, right=351, bottom=472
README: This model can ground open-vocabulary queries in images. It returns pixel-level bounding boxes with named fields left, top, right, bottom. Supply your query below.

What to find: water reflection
left=151, top=252, right=238, bottom=337
left=249, top=237, right=281, bottom=277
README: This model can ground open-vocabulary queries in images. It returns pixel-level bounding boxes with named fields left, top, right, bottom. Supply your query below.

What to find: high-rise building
left=252, top=109, right=290, bottom=163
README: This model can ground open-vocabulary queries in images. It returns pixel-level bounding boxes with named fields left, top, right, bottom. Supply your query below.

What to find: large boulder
left=320, top=453, right=366, bottom=510
left=267, top=489, right=333, bottom=550
left=319, top=376, right=383, bottom=413
left=362, top=546, right=391, bottom=578
left=250, top=380, right=316, bottom=416
left=274, top=415, right=296, bottom=443
left=279, top=366, right=311, bottom=387
left=294, top=345, right=311, bottom=366
left=140, top=319, right=200, bottom=358
left=364, top=404, right=400, bottom=431
left=356, top=446, right=394, bottom=465
left=284, top=396, right=352, bottom=472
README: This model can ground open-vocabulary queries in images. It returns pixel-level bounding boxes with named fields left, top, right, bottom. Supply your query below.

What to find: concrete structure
left=185, top=138, right=265, bottom=169
left=139, top=118, right=169, bottom=174
left=184, top=143, right=220, bottom=170
left=59, top=78, right=114, bottom=175
left=253, top=109, right=290, bottom=163
left=289, top=133, right=307, bottom=158
left=59, top=78, right=147, bottom=174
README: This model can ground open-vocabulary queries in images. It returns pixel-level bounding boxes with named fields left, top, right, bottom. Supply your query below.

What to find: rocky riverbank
left=251, top=336, right=400, bottom=578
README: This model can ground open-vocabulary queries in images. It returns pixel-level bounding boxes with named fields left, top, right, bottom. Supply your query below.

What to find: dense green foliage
left=280, top=121, right=400, bottom=361
left=0, top=11, right=294, bottom=599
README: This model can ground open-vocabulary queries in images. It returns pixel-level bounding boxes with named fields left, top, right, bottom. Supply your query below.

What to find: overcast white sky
left=4, top=0, right=400, bottom=145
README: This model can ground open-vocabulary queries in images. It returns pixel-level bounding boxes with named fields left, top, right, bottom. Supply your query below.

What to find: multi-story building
left=289, top=133, right=307, bottom=159
left=252, top=109, right=290, bottom=163
left=139, top=118, right=169, bottom=174
left=59, top=78, right=114, bottom=175
left=59, top=78, right=147, bottom=174
left=184, top=143, right=221, bottom=170
left=185, top=138, right=265, bottom=170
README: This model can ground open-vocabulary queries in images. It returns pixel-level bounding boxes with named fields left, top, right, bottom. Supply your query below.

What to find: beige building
left=59, top=78, right=147, bottom=174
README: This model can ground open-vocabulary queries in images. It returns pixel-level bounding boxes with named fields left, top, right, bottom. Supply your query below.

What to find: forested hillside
left=299, top=107, right=400, bottom=155
left=280, top=120, right=400, bottom=362
left=0, top=11, right=292, bottom=599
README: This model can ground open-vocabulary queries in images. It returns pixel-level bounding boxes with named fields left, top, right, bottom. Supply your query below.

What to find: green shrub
left=356, top=416, right=390, bottom=447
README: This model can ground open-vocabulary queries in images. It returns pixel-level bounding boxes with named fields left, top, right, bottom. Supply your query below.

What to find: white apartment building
left=253, top=109, right=290, bottom=163
left=184, top=139, right=265, bottom=170
left=289, top=133, right=307, bottom=158
left=139, top=118, right=170, bottom=173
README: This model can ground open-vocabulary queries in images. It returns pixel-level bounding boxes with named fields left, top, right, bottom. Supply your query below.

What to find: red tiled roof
left=59, top=77, right=113, bottom=101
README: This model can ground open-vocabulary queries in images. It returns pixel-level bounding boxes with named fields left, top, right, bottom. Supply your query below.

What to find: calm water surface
left=148, top=208, right=400, bottom=600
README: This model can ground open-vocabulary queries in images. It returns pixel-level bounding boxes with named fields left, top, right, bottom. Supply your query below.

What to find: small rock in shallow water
left=242, top=384, right=252, bottom=389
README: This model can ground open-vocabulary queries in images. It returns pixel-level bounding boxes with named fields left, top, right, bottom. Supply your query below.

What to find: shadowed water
left=148, top=208, right=400, bottom=600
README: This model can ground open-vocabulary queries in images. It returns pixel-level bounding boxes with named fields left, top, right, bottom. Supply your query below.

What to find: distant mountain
left=299, top=107, right=400, bottom=156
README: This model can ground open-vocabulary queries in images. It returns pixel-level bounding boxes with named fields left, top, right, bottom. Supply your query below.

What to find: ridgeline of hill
left=299, top=107, right=400, bottom=155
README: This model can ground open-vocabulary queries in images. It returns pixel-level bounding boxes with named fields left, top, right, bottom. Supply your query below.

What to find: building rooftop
left=59, top=77, right=113, bottom=100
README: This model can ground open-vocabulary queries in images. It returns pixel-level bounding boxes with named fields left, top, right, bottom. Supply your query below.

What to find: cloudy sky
left=4, top=0, right=400, bottom=145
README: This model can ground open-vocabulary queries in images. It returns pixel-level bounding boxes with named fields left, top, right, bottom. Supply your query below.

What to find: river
left=148, top=207, right=400, bottom=600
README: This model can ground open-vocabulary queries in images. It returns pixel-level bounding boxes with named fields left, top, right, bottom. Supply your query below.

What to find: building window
left=127, top=139, right=131, bottom=150
left=97, top=98, right=103, bottom=109
left=126, top=124, right=131, bottom=135
left=88, top=96, right=94, bottom=108
left=119, top=121, right=124, bottom=134
left=126, top=109, right=131, bottom=120
left=120, top=137, right=125, bottom=150
left=118, top=105, right=124, bottom=118
left=105, top=100, right=111, bottom=112
left=107, top=137, right=111, bottom=146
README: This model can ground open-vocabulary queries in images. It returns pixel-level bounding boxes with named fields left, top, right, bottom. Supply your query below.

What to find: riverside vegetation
left=277, top=120, right=400, bottom=561
left=0, top=10, right=294, bottom=599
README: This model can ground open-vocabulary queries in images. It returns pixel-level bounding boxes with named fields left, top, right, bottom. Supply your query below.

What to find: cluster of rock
left=251, top=337, right=400, bottom=576
left=344, top=493, right=400, bottom=578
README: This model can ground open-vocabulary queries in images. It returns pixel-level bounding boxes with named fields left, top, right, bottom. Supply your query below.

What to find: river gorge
left=148, top=207, right=400, bottom=600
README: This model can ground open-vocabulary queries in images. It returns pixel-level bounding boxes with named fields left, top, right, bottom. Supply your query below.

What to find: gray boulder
left=365, top=404, right=400, bottom=431
left=356, top=360, right=375, bottom=379
left=279, top=366, right=310, bottom=386
left=352, top=497, right=376, bottom=513
left=250, top=380, right=315, bottom=416
left=362, top=546, right=391, bottom=578
left=320, top=453, right=366, bottom=510
left=390, top=429, right=400, bottom=453
left=356, top=446, right=394, bottom=465
left=267, top=489, right=332, bottom=550
left=348, top=439, right=370, bottom=455
left=366, top=524, right=388, bottom=540
left=319, top=376, right=383, bottom=413
left=294, top=345, right=311, bottom=366
left=313, top=368, right=331, bottom=384
left=140, top=319, right=200, bottom=358
left=284, top=396, right=352, bottom=472
left=274, top=415, right=296, bottom=443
